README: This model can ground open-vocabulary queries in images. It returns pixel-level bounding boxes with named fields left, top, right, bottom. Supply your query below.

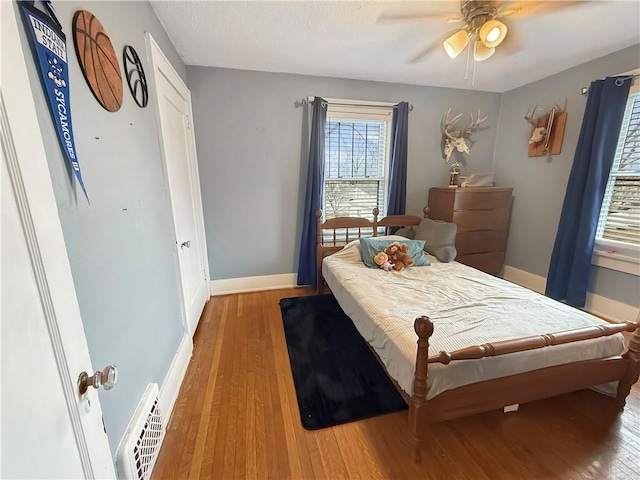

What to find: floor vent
left=116, top=383, right=165, bottom=480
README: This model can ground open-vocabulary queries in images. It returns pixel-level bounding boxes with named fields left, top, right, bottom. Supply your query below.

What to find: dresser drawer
left=453, top=189, right=512, bottom=211
left=428, top=186, right=513, bottom=276
left=452, top=208, right=511, bottom=232
left=456, top=252, right=506, bottom=276
left=456, top=229, right=507, bottom=255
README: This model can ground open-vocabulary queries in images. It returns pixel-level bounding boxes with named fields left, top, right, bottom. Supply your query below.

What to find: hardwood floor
left=152, top=288, right=640, bottom=480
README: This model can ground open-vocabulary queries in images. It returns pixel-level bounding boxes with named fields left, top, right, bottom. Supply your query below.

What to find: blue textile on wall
left=546, top=77, right=632, bottom=307
left=297, top=97, right=327, bottom=287
left=387, top=102, right=409, bottom=216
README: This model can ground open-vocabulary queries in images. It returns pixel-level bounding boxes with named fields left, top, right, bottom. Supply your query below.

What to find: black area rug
left=279, top=294, right=408, bottom=430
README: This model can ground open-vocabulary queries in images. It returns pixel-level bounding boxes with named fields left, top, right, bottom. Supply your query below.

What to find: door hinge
left=203, top=269, right=207, bottom=280
left=185, top=115, right=191, bottom=130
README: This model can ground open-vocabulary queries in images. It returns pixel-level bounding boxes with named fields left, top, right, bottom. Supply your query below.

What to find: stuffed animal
left=374, top=251, right=394, bottom=271
left=384, top=242, right=414, bottom=271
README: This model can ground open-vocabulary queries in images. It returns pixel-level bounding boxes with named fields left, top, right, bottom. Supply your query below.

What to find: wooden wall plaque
left=528, top=111, right=567, bottom=157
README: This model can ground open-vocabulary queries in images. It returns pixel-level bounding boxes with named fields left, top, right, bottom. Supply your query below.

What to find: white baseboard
left=210, top=273, right=299, bottom=296
left=584, top=295, right=639, bottom=324
left=503, top=265, right=639, bottom=323
left=158, top=331, right=192, bottom=427
left=502, top=265, right=547, bottom=294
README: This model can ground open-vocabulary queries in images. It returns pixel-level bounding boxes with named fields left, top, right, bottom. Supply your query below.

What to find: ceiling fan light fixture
left=473, top=39, right=495, bottom=61
left=443, top=29, right=470, bottom=59
left=479, top=19, right=507, bottom=48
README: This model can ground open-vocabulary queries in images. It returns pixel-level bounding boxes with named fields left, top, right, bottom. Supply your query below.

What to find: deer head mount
left=441, top=108, right=488, bottom=163
left=524, top=98, right=568, bottom=156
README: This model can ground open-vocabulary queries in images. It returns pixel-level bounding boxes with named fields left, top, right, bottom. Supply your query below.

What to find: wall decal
left=123, top=45, right=148, bottom=108
left=19, top=1, right=89, bottom=201
left=72, top=10, right=123, bottom=112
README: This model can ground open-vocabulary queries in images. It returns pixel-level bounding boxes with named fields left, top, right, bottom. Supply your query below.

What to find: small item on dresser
left=448, top=170, right=460, bottom=187
left=448, top=162, right=461, bottom=188
left=460, top=172, right=494, bottom=188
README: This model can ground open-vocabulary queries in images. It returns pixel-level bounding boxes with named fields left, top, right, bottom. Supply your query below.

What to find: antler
left=460, top=109, right=487, bottom=138
left=526, top=98, right=567, bottom=124
left=551, top=97, right=568, bottom=114
left=524, top=103, right=539, bottom=126
left=442, top=108, right=463, bottom=139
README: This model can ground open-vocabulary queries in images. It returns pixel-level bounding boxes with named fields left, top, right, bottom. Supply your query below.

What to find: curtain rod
left=294, top=97, right=413, bottom=111
left=580, top=73, right=639, bottom=95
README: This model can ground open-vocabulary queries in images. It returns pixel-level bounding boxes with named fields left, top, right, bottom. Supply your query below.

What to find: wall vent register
left=116, top=383, right=165, bottom=480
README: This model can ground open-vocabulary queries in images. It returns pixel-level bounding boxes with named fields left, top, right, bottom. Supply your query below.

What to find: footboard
left=408, top=316, right=640, bottom=463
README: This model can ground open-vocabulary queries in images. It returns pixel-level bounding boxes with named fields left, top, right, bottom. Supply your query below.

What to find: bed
left=315, top=208, right=640, bottom=463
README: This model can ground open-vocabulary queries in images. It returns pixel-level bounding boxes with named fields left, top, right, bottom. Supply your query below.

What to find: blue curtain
left=546, top=77, right=631, bottom=307
left=297, top=97, right=327, bottom=287
left=387, top=102, right=409, bottom=216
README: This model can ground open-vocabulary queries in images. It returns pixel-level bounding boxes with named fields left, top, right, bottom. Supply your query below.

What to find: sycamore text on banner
left=19, top=1, right=89, bottom=202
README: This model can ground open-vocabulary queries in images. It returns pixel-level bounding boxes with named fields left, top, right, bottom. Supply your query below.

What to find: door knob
left=78, top=365, right=117, bottom=396
left=181, top=240, right=191, bottom=249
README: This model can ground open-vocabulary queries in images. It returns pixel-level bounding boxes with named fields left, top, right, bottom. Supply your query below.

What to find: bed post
left=315, top=209, right=323, bottom=294
left=409, top=315, right=434, bottom=464
left=616, top=323, right=640, bottom=409
left=372, top=208, right=379, bottom=236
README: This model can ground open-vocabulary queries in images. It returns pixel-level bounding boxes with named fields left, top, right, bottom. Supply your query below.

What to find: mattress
left=322, top=236, right=625, bottom=400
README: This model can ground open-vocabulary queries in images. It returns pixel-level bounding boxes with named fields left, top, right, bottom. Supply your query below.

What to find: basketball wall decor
left=72, top=10, right=123, bottom=112
left=123, top=45, right=148, bottom=108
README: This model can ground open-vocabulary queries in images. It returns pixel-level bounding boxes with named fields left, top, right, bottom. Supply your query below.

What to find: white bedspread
left=323, top=237, right=625, bottom=399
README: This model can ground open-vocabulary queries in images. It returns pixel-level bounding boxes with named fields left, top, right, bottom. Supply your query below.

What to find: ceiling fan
left=381, top=1, right=586, bottom=63
left=443, top=0, right=511, bottom=62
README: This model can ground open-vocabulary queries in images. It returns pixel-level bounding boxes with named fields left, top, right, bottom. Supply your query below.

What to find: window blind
left=596, top=92, right=640, bottom=246
left=323, top=118, right=389, bottom=220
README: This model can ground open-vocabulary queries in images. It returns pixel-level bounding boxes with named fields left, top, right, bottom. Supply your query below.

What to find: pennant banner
left=19, top=1, right=89, bottom=202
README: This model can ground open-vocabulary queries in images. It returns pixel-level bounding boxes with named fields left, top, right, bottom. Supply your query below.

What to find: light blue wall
left=187, top=67, right=502, bottom=280
left=16, top=1, right=187, bottom=455
left=494, top=44, right=640, bottom=308
left=16, top=0, right=638, bottom=456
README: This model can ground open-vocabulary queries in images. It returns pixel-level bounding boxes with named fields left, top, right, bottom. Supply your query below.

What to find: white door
left=0, top=3, right=115, bottom=478
left=147, top=34, right=210, bottom=337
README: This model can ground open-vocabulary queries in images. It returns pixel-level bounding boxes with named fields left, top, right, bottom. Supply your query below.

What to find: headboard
left=315, top=207, right=430, bottom=293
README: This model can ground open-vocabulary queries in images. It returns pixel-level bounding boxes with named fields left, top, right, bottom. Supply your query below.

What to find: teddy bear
left=384, top=242, right=414, bottom=271
left=374, top=251, right=394, bottom=271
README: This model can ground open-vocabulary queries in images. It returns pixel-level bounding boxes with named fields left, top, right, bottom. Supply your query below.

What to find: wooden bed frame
left=315, top=208, right=640, bottom=463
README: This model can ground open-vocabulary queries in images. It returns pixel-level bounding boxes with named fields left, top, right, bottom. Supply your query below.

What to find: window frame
left=592, top=72, right=640, bottom=277
left=322, top=103, right=394, bottom=223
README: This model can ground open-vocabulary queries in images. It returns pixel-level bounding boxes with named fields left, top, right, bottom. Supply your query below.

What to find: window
left=323, top=104, right=393, bottom=223
left=593, top=82, right=640, bottom=276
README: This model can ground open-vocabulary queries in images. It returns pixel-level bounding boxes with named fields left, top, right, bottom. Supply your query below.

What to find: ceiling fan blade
left=407, top=41, right=442, bottom=63
left=497, top=0, right=588, bottom=19
left=445, top=15, right=465, bottom=24
left=377, top=12, right=463, bottom=24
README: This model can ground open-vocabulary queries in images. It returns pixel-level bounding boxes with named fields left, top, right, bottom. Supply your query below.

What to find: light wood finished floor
left=153, top=288, right=640, bottom=480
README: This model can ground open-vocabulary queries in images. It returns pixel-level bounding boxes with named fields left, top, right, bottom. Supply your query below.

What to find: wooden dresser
left=427, top=187, right=513, bottom=275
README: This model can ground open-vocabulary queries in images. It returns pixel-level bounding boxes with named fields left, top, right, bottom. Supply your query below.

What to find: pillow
left=359, top=237, right=430, bottom=268
left=394, top=227, right=416, bottom=239
left=414, top=218, right=457, bottom=263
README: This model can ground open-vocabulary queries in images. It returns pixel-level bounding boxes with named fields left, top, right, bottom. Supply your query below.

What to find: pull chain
left=472, top=56, right=477, bottom=86
left=464, top=40, right=471, bottom=81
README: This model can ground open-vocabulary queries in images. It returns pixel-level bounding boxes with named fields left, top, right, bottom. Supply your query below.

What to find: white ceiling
left=151, top=1, right=640, bottom=93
